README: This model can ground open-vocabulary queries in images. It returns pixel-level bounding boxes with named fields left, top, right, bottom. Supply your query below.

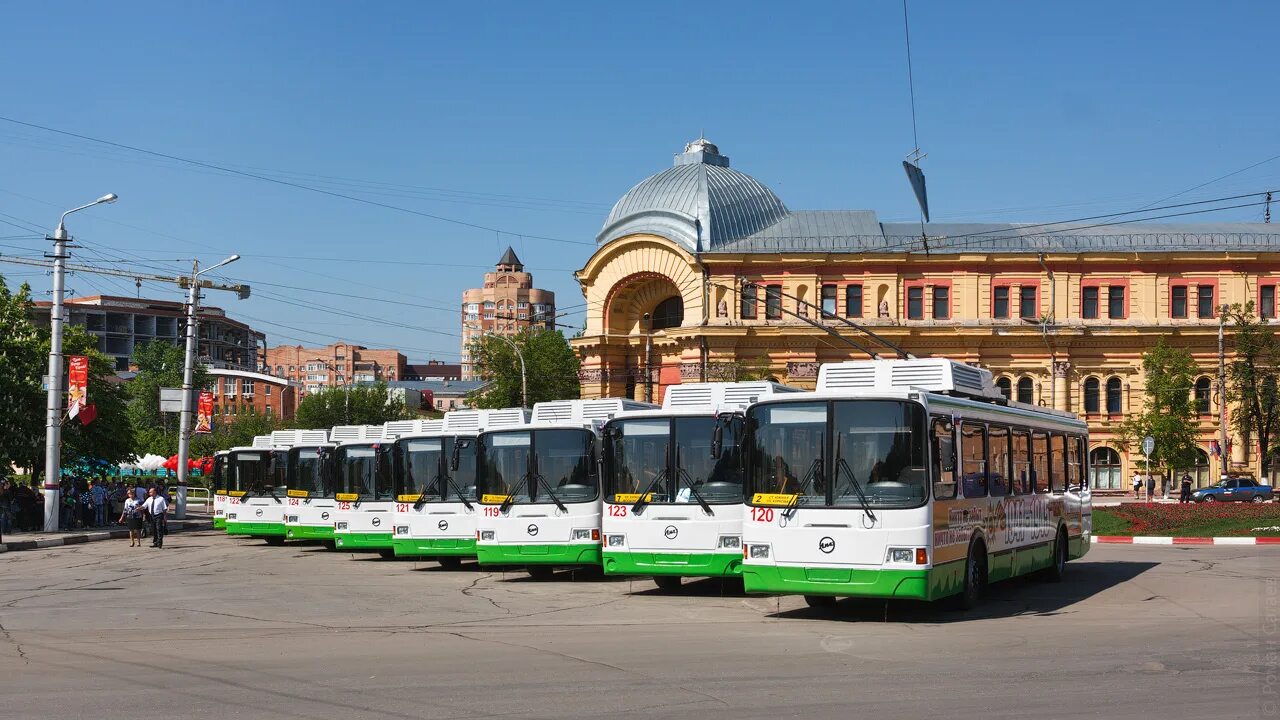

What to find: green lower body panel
left=334, top=532, right=393, bottom=550
left=226, top=521, right=286, bottom=537
left=743, top=564, right=935, bottom=600
left=286, top=524, right=334, bottom=541
left=213, top=518, right=226, bottom=529
left=476, top=543, right=602, bottom=566
left=392, top=537, right=477, bottom=558
left=602, top=550, right=742, bottom=578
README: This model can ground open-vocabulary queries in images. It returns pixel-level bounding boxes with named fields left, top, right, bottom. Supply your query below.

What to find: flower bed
left=1093, top=503, right=1280, bottom=537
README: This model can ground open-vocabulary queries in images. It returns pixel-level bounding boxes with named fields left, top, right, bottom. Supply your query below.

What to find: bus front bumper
left=213, top=517, right=226, bottom=530
left=476, top=543, right=601, bottom=566
left=286, top=525, right=334, bottom=541
left=225, top=521, right=286, bottom=537
left=742, top=564, right=936, bottom=600
left=391, top=537, right=476, bottom=558
left=334, top=532, right=393, bottom=550
left=603, top=550, right=742, bottom=578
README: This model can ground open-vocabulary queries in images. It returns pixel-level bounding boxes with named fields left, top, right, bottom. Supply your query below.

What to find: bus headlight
left=572, top=529, right=593, bottom=541
left=606, top=534, right=625, bottom=547
left=227, top=513, right=237, bottom=520
left=286, top=515, right=298, bottom=523
left=717, top=535, right=741, bottom=549
left=480, top=530, right=495, bottom=541
left=748, top=544, right=770, bottom=559
left=336, top=521, right=348, bottom=531
left=886, top=547, right=928, bottom=565
left=395, top=526, right=409, bottom=535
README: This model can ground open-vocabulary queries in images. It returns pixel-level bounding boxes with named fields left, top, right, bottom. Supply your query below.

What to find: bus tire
left=653, top=575, right=682, bottom=592
left=438, top=556, right=463, bottom=569
left=959, top=540, right=987, bottom=611
left=322, top=540, right=337, bottom=551
left=804, top=595, right=837, bottom=610
left=265, top=536, right=285, bottom=546
left=527, top=565, right=555, bottom=581
left=1045, top=528, right=1067, bottom=583
left=379, top=549, right=396, bottom=560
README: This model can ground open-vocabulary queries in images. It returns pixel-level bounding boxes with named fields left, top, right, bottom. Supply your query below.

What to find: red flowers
left=1099, top=502, right=1280, bottom=536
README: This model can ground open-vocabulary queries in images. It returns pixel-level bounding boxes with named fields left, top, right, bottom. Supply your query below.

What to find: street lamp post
left=175, top=254, right=240, bottom=520
left=467, top=324, right=527, bottom=408
left=43, top=193, right=118, bottom=531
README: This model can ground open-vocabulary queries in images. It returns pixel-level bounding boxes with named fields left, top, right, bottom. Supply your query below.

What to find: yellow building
left=572, top=139, right=1280, bottom=491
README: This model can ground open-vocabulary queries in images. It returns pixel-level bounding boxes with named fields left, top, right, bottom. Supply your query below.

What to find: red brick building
left=206, top=368, right=300, bottom=421
left=460, top=247, right=556, bottom=379
left=266, top=342, right=406, bottom=395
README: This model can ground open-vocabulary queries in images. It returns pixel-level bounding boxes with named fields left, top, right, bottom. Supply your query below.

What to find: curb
left=0, top=520, right=213, bottom=553
left=1092, top=535, right=1280, bottom=545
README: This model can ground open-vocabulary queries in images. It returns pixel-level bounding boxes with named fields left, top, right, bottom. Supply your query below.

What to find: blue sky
left=2, top=1, right=1277, bottom=362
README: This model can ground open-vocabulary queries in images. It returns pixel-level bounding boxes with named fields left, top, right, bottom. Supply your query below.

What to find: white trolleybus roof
left=385, top=408, right=532, bottom=441
left=612, top=381, right=804, bottom=421
left=520, top=398, right=659, bottom=430
left=269, top=429, right=332, bottom=448
left=798, top=357, right=1082, bottom=425
left=328, top=424, right=395, bottom=446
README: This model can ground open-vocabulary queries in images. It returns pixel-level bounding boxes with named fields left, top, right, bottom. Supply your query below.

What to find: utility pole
left=176, top=255, right=241, bottom=519
left=42, top=194, right=118, bottom=532
left=1218, top=303, right=1230, bottom=480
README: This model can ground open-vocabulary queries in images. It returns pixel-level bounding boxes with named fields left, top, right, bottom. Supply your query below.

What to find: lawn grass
left=1093, top=503, right=1280, bottom=537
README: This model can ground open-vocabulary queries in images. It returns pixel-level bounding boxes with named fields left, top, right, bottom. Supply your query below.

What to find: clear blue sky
left=2, top=1, right=1277, bottom=362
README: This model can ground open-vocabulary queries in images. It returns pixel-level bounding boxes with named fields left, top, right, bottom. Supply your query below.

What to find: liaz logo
left=818, top=536, right=836, bottom=554
left=255, top=509, right=263, bottom=517
left=438, top=520, right=449, bottom=531
left=321, top=512, right=330, bottom=521
left=663, top=525, right=679, bottom=540
left=527, top=524, right=539, bottom=536
left=371, top=516, right=382, bottom=527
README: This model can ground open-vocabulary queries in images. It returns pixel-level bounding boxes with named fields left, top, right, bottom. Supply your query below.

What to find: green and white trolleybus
left=476, top=398, right=655, bottom=578
left=741, top=358, right=1091, bottom=609
left=330, top=424, right=399, bottom=555
left=224, top=435, right=284, bottom=540
left=390, top=408, right=529, bottom=565
left=228, top=430, right=331, bottom=544
left=211, top=450, right=230, bottom=529
left=601, top=382, right=800, bottom=589
left=277, top=429, right=334, bottom=542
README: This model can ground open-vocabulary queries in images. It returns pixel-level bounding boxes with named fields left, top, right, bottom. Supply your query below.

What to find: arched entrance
left=1089, top=446, right=1122, bottom=490
left=604, top=273, right=688, bottom=403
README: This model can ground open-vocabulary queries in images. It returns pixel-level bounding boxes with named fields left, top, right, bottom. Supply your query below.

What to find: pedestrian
left=1146, top=473, right=1156, bottom=504
left=141, top=487, right=168, bottom=548
left=119, top=487, right=143, bottom=547
left=1179, top=473, right=1193, bottom=504
left=1131, top=472, right=1142, bottom=499
left=90, top=480, right=108, bottom=527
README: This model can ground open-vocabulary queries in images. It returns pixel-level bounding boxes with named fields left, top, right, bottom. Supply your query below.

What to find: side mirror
left=711, top=421, right=724, bottom=459
left=450, top=440, right=465, bottom=472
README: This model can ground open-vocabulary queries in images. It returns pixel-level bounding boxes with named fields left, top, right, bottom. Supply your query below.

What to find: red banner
left=196, top=391, right=214, bottom=434
left=67, top=355, right=89, bottom=419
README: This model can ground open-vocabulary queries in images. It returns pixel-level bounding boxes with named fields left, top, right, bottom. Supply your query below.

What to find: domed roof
left=597, top=139, right=790, bottom=252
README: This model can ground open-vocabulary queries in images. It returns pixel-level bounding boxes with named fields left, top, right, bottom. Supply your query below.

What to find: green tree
left=467, top=329, right=580, bottom=409
left=1117, top=337, right=1200, bottom=480
left=1226, top=302, right=1280, bottom=474
left=127, top=340, right=210, bottom=457
left=0, top=276, right=45, bottom=480
left=294, top=382, right=414, bottom=429
left=57, top=326, right=134, bottom=469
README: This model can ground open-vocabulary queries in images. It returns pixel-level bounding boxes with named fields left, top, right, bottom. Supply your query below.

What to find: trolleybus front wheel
left=959, top=540, right=987, bottom=611
left=265, top=536, right=285, bottom=547
left=653, top=575, right=682, bottom=592
left=379, top=549, right=396, bottom=560
left=1043, top=528, right=1067, bottom=583
left=438, top=557, right=463, bottom=570
left=804, top=595, right=838, bottom=610
left=527, top=565, right=555, bottom=581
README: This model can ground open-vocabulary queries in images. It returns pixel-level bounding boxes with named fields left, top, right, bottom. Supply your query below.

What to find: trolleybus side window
left=1067, top=435, right=1085, bottom=490
left=1031, top=431, right=1050, bottom=493
left=1050, top=434, right=1066, bottom=493
left=1012, top=429, right=1032, bottom=495
left=931, top=416, right=957, bottom=500
left=988, top=425, right=1011, bottom=496
left=960, top=422, right=987, bottom=498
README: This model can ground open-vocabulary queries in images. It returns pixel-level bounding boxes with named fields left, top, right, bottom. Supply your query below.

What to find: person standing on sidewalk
left=90, top=480, right=107, bottom=527
left=119, top=488, right=143, bottom=547
left=1179, top=473, right=1193, bottom=504
left=1131, top=472, right=1142, bottom=499
left=142, top=487, right=168, bottom=548
left=1146, top=473, right=1156, bottom=504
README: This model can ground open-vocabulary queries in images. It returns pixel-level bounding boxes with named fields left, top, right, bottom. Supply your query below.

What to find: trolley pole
left=1218, top=304, right=1229, bottom=480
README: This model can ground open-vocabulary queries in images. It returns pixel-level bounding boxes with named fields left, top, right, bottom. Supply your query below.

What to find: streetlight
left=466, top=323, right=527, bottom=408
left=174, top=254, right=240, bottom=520
left=43, top=193, right=118, bottom=531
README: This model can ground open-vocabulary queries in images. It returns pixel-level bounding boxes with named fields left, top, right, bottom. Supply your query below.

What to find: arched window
left=1083, top=377, right=1100, bottom=414
left=649, top=296, right=684, bottom=330
left=1089, top=447, right=1122, bottom=490
left=996, top=377, right=1012, bottom=400
left=1194, top=377, right=1212, bottom=415
left=1016, top=377, right=1035, bottom=405
left=1105, top=377, right=1123, bottom=414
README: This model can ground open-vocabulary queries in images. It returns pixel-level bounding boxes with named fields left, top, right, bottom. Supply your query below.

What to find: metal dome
left=596, top=139, right=790, bottom=252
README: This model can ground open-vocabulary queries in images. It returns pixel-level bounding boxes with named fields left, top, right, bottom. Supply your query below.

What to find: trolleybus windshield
left=399, top=437, right=477, bottom=502
left=478, top=429, right=596, bottom=504
left=231, top=451, right=271, bottom=496
left=288, top=447, right=331, bottom=497
left=606, top=416, right=742, bottom=504
left=211, top=454, right=225, bottom=493
left=748, top=399, right=928, bottom=509
left=334, top=444, right=394, bottom=501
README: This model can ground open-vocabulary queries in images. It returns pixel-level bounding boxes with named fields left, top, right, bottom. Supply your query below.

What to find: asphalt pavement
left=0, top=531, right=1275, bottom=720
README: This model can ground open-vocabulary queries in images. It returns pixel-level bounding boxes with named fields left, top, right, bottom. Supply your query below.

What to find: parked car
left=1192, top=477, right=1274, bottom=503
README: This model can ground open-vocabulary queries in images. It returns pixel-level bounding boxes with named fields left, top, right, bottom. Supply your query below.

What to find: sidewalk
left=0, top=515, right=213, bottom=553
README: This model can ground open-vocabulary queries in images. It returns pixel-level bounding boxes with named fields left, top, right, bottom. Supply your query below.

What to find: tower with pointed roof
left=460, top=247, right=555, bottom=380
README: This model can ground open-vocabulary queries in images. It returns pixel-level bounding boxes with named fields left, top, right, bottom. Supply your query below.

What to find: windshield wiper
left=535, top=473, right=568, bottom=513
left=499, top=473, right=531, bottom=514
left=782, top=455, right=823, bottom=520
left=631, top=469, right=669, bottom=514
left=834, top=443, right=877, bottom=524
left=674, top=446, right=713, bottom=516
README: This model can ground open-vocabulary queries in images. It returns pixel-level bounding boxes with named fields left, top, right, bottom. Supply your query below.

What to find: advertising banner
left=67, top=355, right=89, bottom=419
left=196, top=391, right=214, bottom=434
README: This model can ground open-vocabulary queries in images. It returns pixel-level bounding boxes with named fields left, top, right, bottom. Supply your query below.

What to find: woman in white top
left=119, top=488, right=142, bottom=547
